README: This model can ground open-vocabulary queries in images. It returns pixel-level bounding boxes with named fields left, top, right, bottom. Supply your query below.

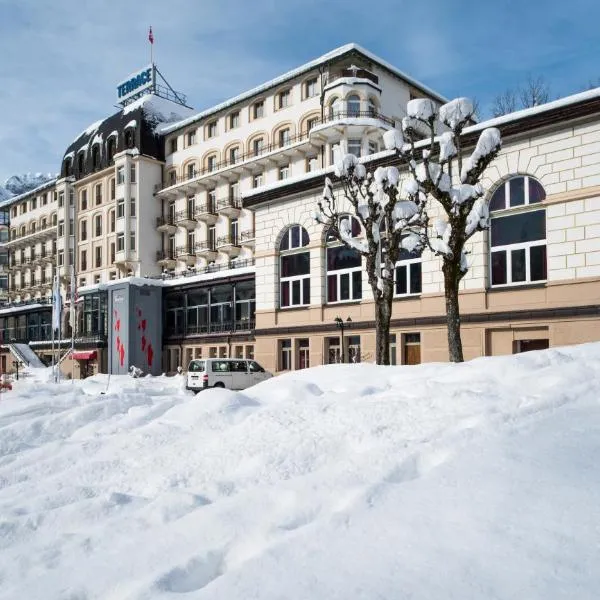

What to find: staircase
left=7, top=343, right=46, bottom=368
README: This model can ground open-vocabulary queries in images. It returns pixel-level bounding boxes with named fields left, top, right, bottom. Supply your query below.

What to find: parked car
left=186, top=358, right=272, bottom=392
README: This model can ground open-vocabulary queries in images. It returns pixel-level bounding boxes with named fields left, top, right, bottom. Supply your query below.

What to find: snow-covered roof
left=0, top=302, right=47, bottom=317
left=0, top=178, right=57, bottom=209
left=161, top=43, right=448, bottom=135
left=123, top=94, right=195, bottom=134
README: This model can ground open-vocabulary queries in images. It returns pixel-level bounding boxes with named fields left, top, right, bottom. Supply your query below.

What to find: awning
left=72, top=350, right=97, bottom=360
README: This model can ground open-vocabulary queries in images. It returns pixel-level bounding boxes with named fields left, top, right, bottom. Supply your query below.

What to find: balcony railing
left=154, top=109, right=396, bottom=194
left=3, top=296, right=52, bottom=308
left=195, top=241, right=217, bottom=253
left=216, top=196, right=242, bottom=212
left=156, top=250, right=176, bottom=262
left=175, top=245, right=195, bottom=257
left=175, top=210, right=195, bottom=223
left=329, top=68, right=379, bottom=85
left=156, top=215, right=176, bottom=228
left=216, top=235, right=240, bottom=247
left=240, top=230, right=255, bottom=242
left=6, top=222, right=56, bottom=244
left=165, top=318, right=256, bottom=339
left=194, top=201, right=216, bottom=217
left=147, top=257, right=255, bottom=280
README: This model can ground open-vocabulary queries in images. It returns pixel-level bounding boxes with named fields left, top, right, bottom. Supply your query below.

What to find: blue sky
left=0, top=0, right=598, bottom=183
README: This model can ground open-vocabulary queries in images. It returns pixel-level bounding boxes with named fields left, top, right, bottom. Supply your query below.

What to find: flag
left=52, top=276, right=62, bottom=332
left=148, top=26, right=154, bottom=45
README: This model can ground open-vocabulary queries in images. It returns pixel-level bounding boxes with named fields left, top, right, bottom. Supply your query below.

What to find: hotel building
left=0, top=44, right=599, bottom=376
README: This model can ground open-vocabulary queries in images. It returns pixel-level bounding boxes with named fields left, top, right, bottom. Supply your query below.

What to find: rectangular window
left=278, top=165, right=290, bottom=180
left=81, top=250, right=87, bottom=271
left=278, top=89, right=291, bottom=109
left=69, top=218, right=74, bottom=235
left=130, top=198, right=136, bottom=217
left=307, top=156, right=319, bottom=172
left=130, top=232, right=136, bottom=251
left=110, top=210, right=116, bottom=232
left=252, top=138, right=264, bottom=155
left=279, top=339, right=292, bottom=371
left=117, top=199, right=125, bottom=218
left=207, top=121, right=217, bottom=138
left=187, top=131, right=196, bottom=146
left=327, top=337, right=341, bottom=364
left=279, top=128, right=291, bottom=147
left=347, top=139, right=362, bottom=158
left=130, top=165, right=136, bottom=184
left=305, top=77, right=318, bottom=98
left=348, top=335, right=361, bottom=364
left=95, top=246, right=102, bottom=268
left=117, top=167, right=125, bottom=184
left=95, top=184, right=102, bottom=205
left=81, top=220, right=87, bottom=241
left=58, top=251, right=64, bottom=266
left=110, top=242, right=115, bottom=264
left=253, top=173, right=264, bottom=188
left=326, top=246, right=362, bottom=302
left=110, top=179, right=116, bottom=200
left=229, top=111, right=240, bottom=129
left=253, top=101, right=264, bottom=119
left=58, top=220, right=65, bottom=236
left=117, top=233, right=124, bottom=252
left=109, top=271, right=117, bottom=280
left=80, top=190, right=88, bottom=210
left=58, top=192, right=64, bottom=207
left=394, top=251, right=422, bottom=296
left=94, top=274, right=101, bottom=284
left=169, top=138, right=178, bottom=154
left=95, top=215, right=102, bottom=237
left=298, top=339, right=310, bottom=369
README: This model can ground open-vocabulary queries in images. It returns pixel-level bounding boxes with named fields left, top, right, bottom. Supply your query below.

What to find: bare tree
left=318, top=98, right=502, bottom=363
left=520, top=75, right=550, bottom=108
left=491, top=89, right=518, bottom=118
left=492, top=75, right=551, bottom=117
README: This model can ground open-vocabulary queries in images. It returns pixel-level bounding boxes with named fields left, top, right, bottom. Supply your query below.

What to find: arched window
left=279, top=225, right=310, bottom=308
left=77, top=152, right=85, bottom=175
left=107, top=136, right=117, bottom=163
left=277, top=127, right=291, bottom=148
left=489, top=176, right=547, bottom=287
left=329, top=97, right=341, bottom=119
left=91, top=145, right=101, bottom=170
left=124, top=128, right=135, bottom=149
left=347, top=94, right=361, bottom=117
left=186, top=162, right=197, bottom=179
left=326, top=216, right=362, bottom=303
left=206, top=154, right=218, bottom=172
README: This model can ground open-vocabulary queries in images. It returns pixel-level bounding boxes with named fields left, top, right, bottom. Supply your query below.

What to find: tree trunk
left=374, top=291, right=393, bottom=365
left=443, top=260, right=464, bottom=362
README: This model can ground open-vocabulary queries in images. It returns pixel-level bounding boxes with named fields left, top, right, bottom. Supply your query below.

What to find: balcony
left=194, top=201, right=218, bottom=225
left=156, top=215, right=177, bottom=234
left=154, top=131, right=316, bottom=195
left=309, top=110, right=396, bottom=143
left=5, top=223, right=57, bottom=247
left=165, top=318, right=256, bottom=339
left=156, top=250, right=177, bottom=268
left=216, top=196, right=241, bottom=218
left=240, top=230, right=255, bottom=249
left=217, top=235, right=241, bottom=258
left=194, top=241, right=218, bottom=262
left=176, top=245, right=196, bottom=266
left=175, top=210, right=197, bottom=230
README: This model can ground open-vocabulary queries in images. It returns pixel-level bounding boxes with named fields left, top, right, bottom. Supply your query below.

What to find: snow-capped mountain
left=0, top=172, right=55, bottom=203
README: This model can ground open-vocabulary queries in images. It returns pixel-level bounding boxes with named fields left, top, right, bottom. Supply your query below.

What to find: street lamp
left=334, top=316, right=352, bottom=363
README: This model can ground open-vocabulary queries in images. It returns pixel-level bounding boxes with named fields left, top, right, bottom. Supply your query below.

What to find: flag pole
left=70, top=265, right=75, bottom=383
left=51, top=275, right=56, bottom=381
left=149, top=26, right=154, bottom=66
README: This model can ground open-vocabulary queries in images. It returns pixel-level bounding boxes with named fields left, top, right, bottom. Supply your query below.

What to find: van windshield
left=188, top=360, right=205, bottom=372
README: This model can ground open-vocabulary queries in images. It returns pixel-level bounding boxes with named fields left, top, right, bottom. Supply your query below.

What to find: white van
left=186, top=358, right=273, bottom=392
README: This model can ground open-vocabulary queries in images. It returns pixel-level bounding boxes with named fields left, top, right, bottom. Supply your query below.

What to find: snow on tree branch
left=439, top=98, right=475, bottom=130
left=461, top=127, right=501, bottom=183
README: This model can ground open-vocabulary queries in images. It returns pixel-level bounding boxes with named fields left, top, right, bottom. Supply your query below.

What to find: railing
left=156, top=215, right=176, bottom=228
left=240, top=230, right=255, bottom=242
left=329, top=69, right=379, bottom=85
left=194, top=201, right=216, bottom=216
left=216, top=196, right=242, bottom=211
left=154, top=109, right=396, bottom=193
left=6, top=222, right=56, bottom=243
left=165, top=318, right=256, bottom=338
left=175, top=245, right=195, bottom=257
left=195, top=241, right=217, bottom=253
left=175, top=210, right=195, bottom=222
left=216, top=235, right=240, bottom=247
left=156, top=250, right=176, bottom=262
left=2, top=296, right=52, bottom=308
left=147, top=257, right=255, bottom=280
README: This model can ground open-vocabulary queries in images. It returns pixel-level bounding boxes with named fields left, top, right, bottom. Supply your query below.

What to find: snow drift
left=0, top=344, right=599, bottom=599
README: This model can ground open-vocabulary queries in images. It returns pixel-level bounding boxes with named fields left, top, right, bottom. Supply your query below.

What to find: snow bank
left=1, top=344, right=599, bottom=599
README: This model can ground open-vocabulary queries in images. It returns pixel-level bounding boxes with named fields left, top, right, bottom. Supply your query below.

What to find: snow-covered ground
left=1, top=345, right=599, bottom=599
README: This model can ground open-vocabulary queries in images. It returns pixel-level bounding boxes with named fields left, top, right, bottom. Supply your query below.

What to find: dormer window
left=77, top=152, right=85, bottom=174
left=124, top=128, right=135, bottom=149
left=63, top=157, right=73, bottom=177
left=91, top=145, right=101, bottom=170
left=107, top=137, right=117, bottom=163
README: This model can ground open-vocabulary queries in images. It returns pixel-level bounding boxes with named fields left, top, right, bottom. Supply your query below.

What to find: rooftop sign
left=117, top=65, right=155, bottom=103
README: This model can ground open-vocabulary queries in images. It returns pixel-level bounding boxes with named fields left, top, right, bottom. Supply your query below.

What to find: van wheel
left=214, top=382, right=225, bottom=388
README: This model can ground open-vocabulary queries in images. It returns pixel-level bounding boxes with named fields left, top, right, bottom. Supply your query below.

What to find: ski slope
left=0, top=344, right=599, bottom=599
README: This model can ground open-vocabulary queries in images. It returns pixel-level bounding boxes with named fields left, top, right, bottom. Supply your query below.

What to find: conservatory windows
left=279, top=225, right=310, bottom=308
left=489, top=177, right=546, bottom=287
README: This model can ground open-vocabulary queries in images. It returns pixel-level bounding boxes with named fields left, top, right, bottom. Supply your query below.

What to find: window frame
left=279, top=225, right=311, bottom=309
